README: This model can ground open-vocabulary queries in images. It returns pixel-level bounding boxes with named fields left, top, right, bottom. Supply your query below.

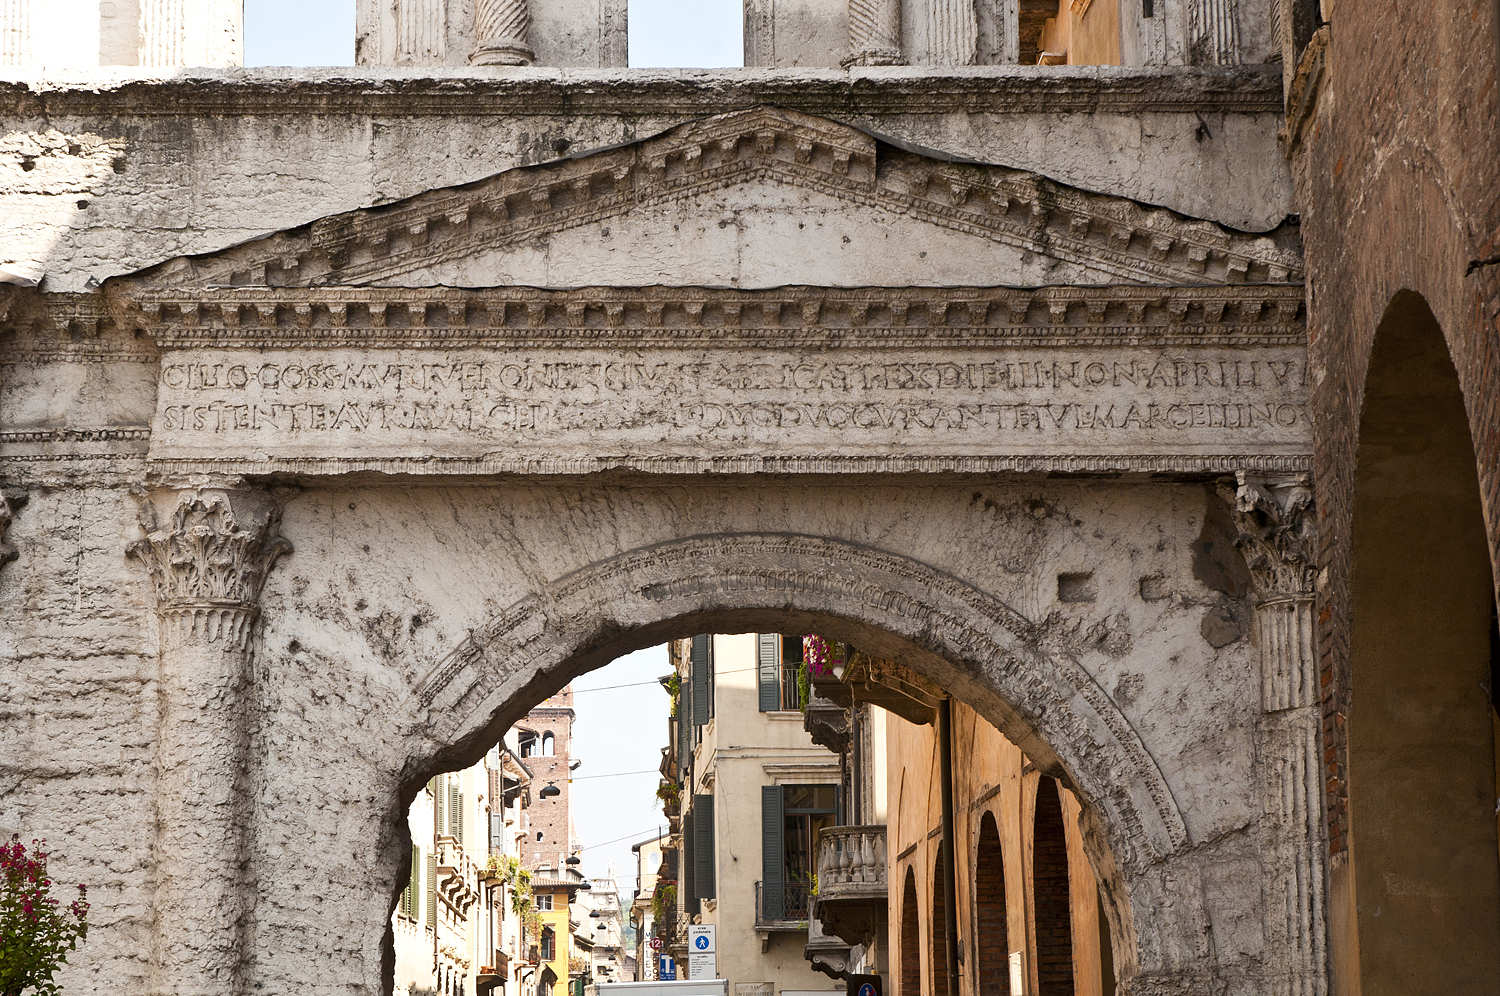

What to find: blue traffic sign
left=694, top=934, right=711, bottom=950
left=857, top=984, right=876, bottom=996
left=658, top=956, right=676, bottom=981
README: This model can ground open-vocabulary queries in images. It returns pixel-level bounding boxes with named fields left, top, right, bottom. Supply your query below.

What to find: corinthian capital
left=129, top=488, right=291, bottom=647
left=1226, top=472, right=1315, bottom=597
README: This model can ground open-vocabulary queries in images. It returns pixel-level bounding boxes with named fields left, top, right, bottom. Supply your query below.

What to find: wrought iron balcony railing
left=755, top=879, right=811, bottom=929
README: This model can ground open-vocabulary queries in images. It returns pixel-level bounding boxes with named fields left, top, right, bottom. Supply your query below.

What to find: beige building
left=392, top=732, right=538, bottom=996
left=662, top=634, right=845, bottom=996
left=629, top=832, right=670, bottom=982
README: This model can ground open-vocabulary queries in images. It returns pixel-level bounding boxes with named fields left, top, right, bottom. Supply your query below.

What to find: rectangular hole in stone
left=1058, top=572, right=1098, bottom=603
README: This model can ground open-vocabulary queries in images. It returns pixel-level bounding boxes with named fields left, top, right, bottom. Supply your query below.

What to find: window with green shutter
left=757, top=634, right=779, bottom=712
left=692, top=793, right=715, bottom=903
left=426, top=851, right=437, bottom=928
left=401, top=844, right=420, bottom=920
left=760, top=785, right=784, bottom=919
left=691, top=634, right=710, bottom=726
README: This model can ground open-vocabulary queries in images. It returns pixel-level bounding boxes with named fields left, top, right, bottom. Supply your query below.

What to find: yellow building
left=530, top=871, right=587, bottom=996
left=805, top=644, right=1115, bottom=996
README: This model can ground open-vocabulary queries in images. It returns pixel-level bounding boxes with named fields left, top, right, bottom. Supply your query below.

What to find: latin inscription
left=149, top=347, right=1311, bottom=464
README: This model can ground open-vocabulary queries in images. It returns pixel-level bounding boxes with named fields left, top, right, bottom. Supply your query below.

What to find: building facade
left=393, top=733, right=538, bottom=996
left=629, top=832, right=669, bottom=983
left=661, top=634, right=844, bottom=995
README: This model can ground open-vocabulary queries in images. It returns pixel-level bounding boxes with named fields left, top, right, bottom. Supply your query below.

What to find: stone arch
left=1343, top=290, right=1500, bottom=992
left=389, top=531, right=1211, bottom=986
left=975, top=810, right=1010, bottom=994
left=409, top=533, right=1187, bottom=873
left=900, top=865, right=921, bottom=996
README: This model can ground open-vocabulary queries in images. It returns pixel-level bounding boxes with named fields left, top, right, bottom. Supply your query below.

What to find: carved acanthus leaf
left=1227, top=471, right=1315, bottom=596
left=129, top=489, right=292, bottom=609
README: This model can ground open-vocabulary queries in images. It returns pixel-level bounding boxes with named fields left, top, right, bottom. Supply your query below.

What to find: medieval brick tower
left=522, top=686, right=575, bottom=873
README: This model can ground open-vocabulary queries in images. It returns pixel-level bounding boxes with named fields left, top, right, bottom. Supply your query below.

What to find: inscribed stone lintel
left=143, top=309, right=1311, bottom=476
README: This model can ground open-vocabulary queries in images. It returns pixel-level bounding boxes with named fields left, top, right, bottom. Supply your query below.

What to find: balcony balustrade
left=755, top=880, right=812, bottom=930
left=813, top=825, right=888, bottom=946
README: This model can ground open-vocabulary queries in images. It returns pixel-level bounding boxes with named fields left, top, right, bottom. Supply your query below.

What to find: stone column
left=1229, top=473, right=1327, bottom=996
left=925, top=0, right=977, bottom=65
left=129, top=488, right=291, bottom=996
left=471, top=0, right=535, bottom=65
left=844, top=0, right=904, bottom=66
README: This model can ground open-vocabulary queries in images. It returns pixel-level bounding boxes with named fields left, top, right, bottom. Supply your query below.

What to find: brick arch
left=1031, top=777, right=1074, bottom=996
left=975, top=810, right=1010, bottom=994
left=900, top=865, right=921, bottom=996
left=930, top=853, right=950, bottom=996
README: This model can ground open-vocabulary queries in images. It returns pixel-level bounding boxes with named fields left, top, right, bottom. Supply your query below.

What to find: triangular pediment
left=128, top=107, right=1301, bottom=292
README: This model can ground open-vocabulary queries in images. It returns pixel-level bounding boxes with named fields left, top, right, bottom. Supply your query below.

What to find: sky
left=244, top=0, right=743, bottom=67
left=568, top=645, right=675, bottom=899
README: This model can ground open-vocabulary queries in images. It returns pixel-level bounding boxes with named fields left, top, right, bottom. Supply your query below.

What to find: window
left=760, top=783, right=837, bottom=918
left=536, top=892, right=554, bottom=911
left=540, top=927, right=556, bottom=961
left=757, top=633, right=804, bottom=711
left=520, top=731, right=539, bottom=757
left=541, top=732, right=555, bottom=756
left=400, top=844, right=421, bottom=920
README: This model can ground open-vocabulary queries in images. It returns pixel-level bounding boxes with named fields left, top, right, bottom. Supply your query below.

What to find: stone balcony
left=435, top=836, right=481, bottom=912
left=813, top=825, right=888, bottom=947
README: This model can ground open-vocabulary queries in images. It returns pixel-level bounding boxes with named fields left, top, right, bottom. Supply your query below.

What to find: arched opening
left=930, top=855, right=950, bottom=996
left=1032, top=778, right=1074, bottom=996
left=541, top=731, right=555, bottom=756
left=900, top=866, right=921, bottom=996
left=377, top=537, right=1163, bottom=996
left=976, top=810, right=1011, bottom=994
left=1344, top=290, right=1500, bottom=990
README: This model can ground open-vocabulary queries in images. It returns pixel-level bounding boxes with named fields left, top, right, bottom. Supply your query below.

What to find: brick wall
left=1031, top=779, right=1073, bottom=996
left=1294, top=0, right=1500, bottom=856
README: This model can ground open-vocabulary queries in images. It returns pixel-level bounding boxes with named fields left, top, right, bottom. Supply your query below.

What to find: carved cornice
left=128, top=489, right=292, bottom=648
left=121, top=107, right=1302, bottom=293
left=1226, top=471, right=1314, bottom=596
left=0, top=67, right=1287, bottom=120
left=124, top=283, right=1306, bottom=349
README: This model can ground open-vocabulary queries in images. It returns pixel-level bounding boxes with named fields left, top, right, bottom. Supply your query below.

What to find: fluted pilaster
left=925, top=0, right=977, bottom=66
left=844, top=0, right=904, bottom=66
left=129, top=487, right=291, bottom=996
left=472, top=0, right=535, bottom=65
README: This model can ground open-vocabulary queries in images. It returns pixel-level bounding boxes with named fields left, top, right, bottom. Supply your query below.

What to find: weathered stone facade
left=3, top=1, right=1493, bottom=994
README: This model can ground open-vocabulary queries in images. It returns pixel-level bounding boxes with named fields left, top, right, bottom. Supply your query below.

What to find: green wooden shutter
left=693, top=793, right=715, bottom=901
left=678, top=681, right=693, bottom=780
left=691, top=635, right=710, bottom=726
left=405, top=843, right=420, bottom=918
left=681, top=808, right=695, bottom=915
left=426, top=851, right=437, bottom=927
left=448, top=783, right=461, bottom=838
left=758, top=634, right=780, bottom=712
left=433, top=778, right=444, bottom=833
left=456, top=791, right=465, bottom=842
left=761, top=785, right=784, bottom=919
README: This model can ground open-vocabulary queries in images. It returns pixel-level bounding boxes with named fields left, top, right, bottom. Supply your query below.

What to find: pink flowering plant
left=1, top=835, right=88, bottom=996
left=803, top=635, right=837, bottom=677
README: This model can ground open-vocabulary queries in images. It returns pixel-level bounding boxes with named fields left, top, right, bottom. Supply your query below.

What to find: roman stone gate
left=0, top=66, right=1321, bottom=996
